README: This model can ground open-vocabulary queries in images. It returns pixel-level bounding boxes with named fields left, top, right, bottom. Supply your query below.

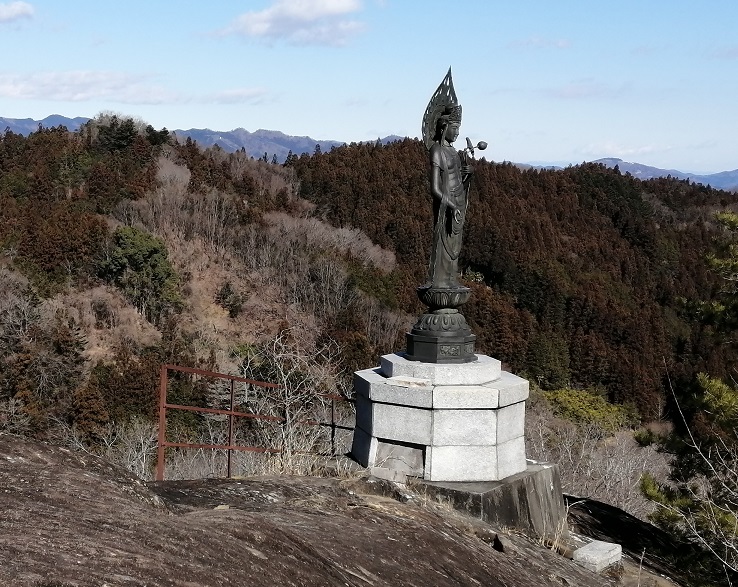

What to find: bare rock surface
left=0, top=433, right=661, bottom=586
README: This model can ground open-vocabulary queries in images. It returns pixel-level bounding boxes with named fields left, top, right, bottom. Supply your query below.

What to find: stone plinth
left=351, top=353, right=529, bottom=482
left=418, top=463, right=568, bottom=540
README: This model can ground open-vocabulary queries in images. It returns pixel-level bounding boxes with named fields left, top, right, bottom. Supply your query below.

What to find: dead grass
left=44, top=285, right=161, bottom=364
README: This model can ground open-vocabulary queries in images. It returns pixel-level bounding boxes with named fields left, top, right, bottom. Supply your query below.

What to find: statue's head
left=434, top=105, right=462, bottom=143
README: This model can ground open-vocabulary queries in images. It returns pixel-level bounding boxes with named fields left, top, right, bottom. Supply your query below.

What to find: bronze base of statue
left=417, top=284, right=471, bottom=310
left=406, top=306, right=477, bottom=364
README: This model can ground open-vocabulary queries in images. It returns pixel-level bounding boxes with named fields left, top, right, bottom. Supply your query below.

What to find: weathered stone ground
left=0, top=433, right=684, bottom=587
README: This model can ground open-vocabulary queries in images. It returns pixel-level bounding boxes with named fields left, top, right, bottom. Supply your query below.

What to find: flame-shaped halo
left=422, top=67, right=459, bottom=151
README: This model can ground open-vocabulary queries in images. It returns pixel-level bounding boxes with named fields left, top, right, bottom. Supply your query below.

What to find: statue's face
left=445, top=123, right=460, bottom=143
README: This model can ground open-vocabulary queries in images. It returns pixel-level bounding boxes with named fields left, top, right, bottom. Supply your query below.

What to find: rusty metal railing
left=155, top=364, right=353, bottom=481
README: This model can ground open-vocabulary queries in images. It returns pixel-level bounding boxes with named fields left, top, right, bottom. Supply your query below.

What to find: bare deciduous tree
left=0, top=397, right=32, bottom=435
left=526, top=399, right=669, bottom=520
left=233, top=331, right=348, bottom=474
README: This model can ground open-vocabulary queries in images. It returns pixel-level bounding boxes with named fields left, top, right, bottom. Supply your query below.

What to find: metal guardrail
left=155, top=364, right=353, bottom=481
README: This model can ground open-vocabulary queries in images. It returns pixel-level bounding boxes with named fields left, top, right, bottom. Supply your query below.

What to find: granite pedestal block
left=351, top=353, right=529, bottom=482
left=418, top=463, right=568, bottom=540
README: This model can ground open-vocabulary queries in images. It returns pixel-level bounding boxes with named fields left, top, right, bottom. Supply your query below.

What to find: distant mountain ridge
left=1, top=115, right=90, bottom=135
left=591, top=157, right=738, bottom=191
left=2, top=115, right=736, bottom=189
left=175, top=127, right=345, bottom=162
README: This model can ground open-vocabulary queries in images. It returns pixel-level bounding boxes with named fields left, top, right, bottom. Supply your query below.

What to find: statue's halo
left=422, top=67, right=459, bottom=151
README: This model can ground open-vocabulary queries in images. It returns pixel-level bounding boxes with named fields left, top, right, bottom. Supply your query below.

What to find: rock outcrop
left=0, top=433, right=668, bottom=586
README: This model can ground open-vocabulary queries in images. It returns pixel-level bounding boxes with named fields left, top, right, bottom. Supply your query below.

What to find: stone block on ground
left=374, top=440, right=424, bottom=477
left=572, top=540, right=622, bottom=572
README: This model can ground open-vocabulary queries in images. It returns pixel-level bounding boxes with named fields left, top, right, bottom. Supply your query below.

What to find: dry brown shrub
left=228, top=152, right=298, bottom=198
left=357, top=293, right=413, bottom=353
left=526, top=396, right=670, bottom=520
left=44, top=285, right=161, bottom=365
left=101, top=153, right=395, bottom=376
left=0, top=267, right=34, bottom=347
left=263, top=212, right=396, bottom=272
left=157, top=156, right=191, bottom=188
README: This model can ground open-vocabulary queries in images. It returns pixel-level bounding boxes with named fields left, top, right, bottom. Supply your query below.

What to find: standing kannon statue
left=425, top=74, right=471, bottom=289
left=406, top=68, right=486, bottom=364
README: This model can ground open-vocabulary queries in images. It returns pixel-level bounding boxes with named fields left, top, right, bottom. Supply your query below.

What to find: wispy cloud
left=711, top=45, right=738, bottom=60
left=508, top=36, right=570, bottom=50
left=579, top=141, right=671, bottom=160
left=0, top=1, right=33, bottom=23
left=218, top=0, right=364, bottom=46
left=0, top=70, right=271, bottom=107
left=546, top=79, right=629, bottom=100
left=203, top=88, right=270, bottom=105
left=0, top=71, right=179, bottom=104
left=630, top=44, right=667, bottom=57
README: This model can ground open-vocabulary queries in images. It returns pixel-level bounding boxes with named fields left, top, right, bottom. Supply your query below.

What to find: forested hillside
left=290, top=141, right=738, bottom=583
left=289, top=140, right=735, bottom=418
left=2, top=118, right=736, bottom=432
left=0, top=116, right=409, bottom=452
left=4, top=117, right=738, bottom=582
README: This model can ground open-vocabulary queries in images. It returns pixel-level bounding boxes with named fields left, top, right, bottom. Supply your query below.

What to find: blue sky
left=1, top=0, right=737, bottom=173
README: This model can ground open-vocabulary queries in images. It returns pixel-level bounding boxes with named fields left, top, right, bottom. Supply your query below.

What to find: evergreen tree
left=98, top=226, right=183, bottom=325
left=642, top=211, right=738, bottom=583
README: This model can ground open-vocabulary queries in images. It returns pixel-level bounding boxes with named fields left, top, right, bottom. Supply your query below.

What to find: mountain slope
left=0, top=114, right=90, bottom=134
left=174, top=126, right=344, bottom=161
left=593, top=157, right=738, bottom=191
left=2, top=115, right=736, bottom=187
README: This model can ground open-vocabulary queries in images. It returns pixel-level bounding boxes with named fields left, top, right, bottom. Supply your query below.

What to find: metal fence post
left=227, top=378, right=235, bottom=478
left=155, top=365, right=168, bottom=481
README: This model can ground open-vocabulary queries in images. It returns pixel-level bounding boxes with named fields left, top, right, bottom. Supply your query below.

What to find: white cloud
left=0, top=1, right=33, bottom=23
left=579, top=141, right=671, bottom=160
left=0, top=71, right=179, bottom=104
left=0, top=70, right=271, bottom=107
left=711, top=45, right=738, bottom=60
left=203, top=88, right=269, bottom=104
left=220, top=0, right=364, bottom=46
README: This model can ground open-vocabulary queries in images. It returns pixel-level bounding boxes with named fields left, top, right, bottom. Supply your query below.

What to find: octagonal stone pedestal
left=350, top=353, right=529, bottom=482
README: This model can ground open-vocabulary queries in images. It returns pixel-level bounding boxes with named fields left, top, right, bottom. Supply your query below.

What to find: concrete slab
left=495, top=435, right=527, bottom=479
left=386, top=375, right=432, bottom=387
left=350, top=425, right=377, bottom=468
left=354, top=369, right=434, bottom=408
left=573, top=540, right=622, bottom=572
left=380, top=353, right=501, bottom=385
left=364, top=399, right=433, bottom=445
left=496, top=402, right=526, bottom=444
left=356, top=370, right=503, bottom=410
left=418, top=463, right=567, bottom=540
left=432, top=385, right=500, bottom=409
left=368, top=466, right=408, bottom=483
left=374, top=440, right=424, bottom=477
